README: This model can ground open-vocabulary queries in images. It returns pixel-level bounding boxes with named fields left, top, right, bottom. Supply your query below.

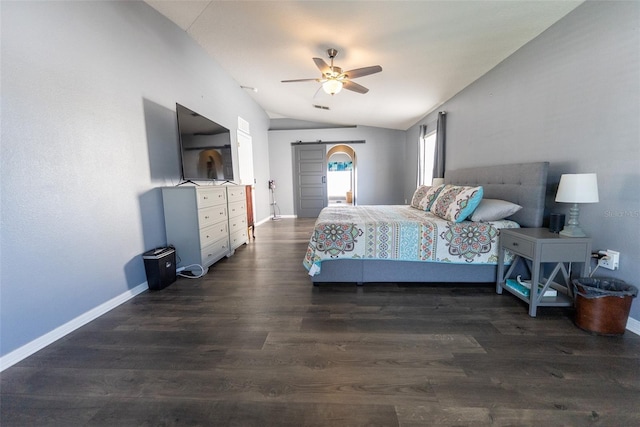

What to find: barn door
left=293, top=145, right=327, bottom=218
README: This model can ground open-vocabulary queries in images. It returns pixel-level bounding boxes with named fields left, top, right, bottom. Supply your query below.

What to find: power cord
left=170, top=245, right=207, bottom=278
left=177, top=264, right=208, bottom=279
left=589, top=251, right=608, bottom=277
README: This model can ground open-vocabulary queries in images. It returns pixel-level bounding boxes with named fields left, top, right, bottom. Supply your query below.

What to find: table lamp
left=555, top=173, right=599, bottom=237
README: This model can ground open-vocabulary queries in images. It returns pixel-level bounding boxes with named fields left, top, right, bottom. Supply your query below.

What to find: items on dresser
left=161, top=185, right=249, bottom=273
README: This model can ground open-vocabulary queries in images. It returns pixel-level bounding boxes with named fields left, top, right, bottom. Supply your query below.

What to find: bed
left=304, top=161, right=549, bottom=284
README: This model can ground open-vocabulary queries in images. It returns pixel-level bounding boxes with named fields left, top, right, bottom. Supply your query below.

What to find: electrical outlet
left=598, top=250, right=620, bottom=270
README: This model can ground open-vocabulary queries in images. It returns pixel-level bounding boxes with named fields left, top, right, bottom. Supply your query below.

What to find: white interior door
left=237, top=130, right=254, bottom=185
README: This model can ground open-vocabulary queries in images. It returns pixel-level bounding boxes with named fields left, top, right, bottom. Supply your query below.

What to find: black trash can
left=572, top=277, right=638, bottom=335
left=142, top=247, right=176, bottom=290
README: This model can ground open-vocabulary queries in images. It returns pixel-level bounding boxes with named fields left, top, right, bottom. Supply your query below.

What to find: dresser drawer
left=501, top=232, right=534, bottom=258
left=230, top=228, right=248, bottom=250
left=228, top=201, right=246, bottom=219
left=198, top=205, right=227, bottom=228
left=199, top=222, right=228, bottom=248
left=227, top=186, right=246, bottom=202
left=201, top=238, right=229, bottom=267
left=196, top=187, right=227, bottom=209
left=229, top=214, right=247, bottom=235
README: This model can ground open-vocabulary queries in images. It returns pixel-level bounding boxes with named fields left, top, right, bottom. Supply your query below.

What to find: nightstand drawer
left=500, top=232, right=534, bottom=258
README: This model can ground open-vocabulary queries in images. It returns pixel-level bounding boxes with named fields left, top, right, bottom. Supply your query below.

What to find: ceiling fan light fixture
left=322, top=79, right=343, bottom=95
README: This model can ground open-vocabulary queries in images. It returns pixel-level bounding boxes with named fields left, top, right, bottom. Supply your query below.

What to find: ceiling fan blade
left=313, top=57, right=331, bottom=75
left=343, top=65, right=382, bottom=79
left=342, top=80, right=369, bottom=94
left=281, top=78, right=321, bottom=83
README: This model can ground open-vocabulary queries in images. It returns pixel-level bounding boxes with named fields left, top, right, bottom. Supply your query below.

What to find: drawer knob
left=205, top=216, right=209, bottom=219
left=512, top=242, right=519, bottom=247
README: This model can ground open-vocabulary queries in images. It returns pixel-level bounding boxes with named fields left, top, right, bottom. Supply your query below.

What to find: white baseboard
left=0, top=281, right=149, bottom=372
left=255, top=217, right=271, bottom=226
left=255, top=214, right=296, bottom=226
left=626, top=316, right=640, bottom=336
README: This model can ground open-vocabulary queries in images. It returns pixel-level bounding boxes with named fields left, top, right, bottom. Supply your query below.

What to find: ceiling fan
left=281, top=48, right=382, bottom=95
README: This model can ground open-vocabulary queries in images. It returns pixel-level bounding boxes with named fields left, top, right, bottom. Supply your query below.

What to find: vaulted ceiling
left=146, top=1, right=582, bottom=130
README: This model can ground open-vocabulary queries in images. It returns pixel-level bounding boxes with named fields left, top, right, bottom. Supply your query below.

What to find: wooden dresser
left=245, top=184, right=255, bottom=239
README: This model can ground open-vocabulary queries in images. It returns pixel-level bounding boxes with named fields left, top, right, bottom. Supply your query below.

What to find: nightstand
left=496, top=228, right=592, bottom=317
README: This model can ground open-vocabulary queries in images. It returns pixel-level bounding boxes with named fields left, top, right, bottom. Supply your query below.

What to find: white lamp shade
left=431, top=178, right=445, bottom=186
left=555, top=173, right=599, bottom=203
left=322, top=79, right=343, bottom=95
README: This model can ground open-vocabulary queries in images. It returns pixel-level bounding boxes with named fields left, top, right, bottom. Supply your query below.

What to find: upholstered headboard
left=445, top=162, right=549, bottom=228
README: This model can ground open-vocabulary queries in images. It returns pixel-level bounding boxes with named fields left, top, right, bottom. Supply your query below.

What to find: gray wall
left=406, top=1, right=640, bottom=321
left=268, top=126, right=407, bottom=215
left=1, top=1, right=271, bottom=358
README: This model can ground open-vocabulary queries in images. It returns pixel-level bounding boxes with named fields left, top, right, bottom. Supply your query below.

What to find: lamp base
left=560, top=225, right=587, bottom=238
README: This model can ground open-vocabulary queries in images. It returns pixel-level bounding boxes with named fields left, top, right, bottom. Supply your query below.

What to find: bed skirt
left=310, top=259, right=499, bottom=284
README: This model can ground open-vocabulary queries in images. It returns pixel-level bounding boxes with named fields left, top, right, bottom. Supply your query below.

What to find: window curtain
left=417, top=124, right=428, bottom=186
left=432, top=111, right=446, bottom=179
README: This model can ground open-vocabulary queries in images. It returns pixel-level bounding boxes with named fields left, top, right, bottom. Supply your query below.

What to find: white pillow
left=470, top=199, right=522, bottom=222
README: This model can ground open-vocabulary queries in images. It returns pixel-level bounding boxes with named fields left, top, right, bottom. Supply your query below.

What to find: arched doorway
left=198, top=149, right=224, bottom=180
left=327, top=144, right=357, bottom=205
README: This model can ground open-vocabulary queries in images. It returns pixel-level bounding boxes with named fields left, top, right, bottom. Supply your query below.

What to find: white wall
left=406, top=1, right=640, bottom=321
left=0, top=1, right=270, bottom=359
left=268, top=126, right=407, bottom=216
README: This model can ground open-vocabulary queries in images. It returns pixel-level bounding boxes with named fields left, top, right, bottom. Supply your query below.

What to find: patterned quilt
left=304, top=205, right=519, bottom=275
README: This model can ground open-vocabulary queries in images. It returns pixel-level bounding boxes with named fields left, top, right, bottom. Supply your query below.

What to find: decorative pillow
left=470, top=199, right=522, bottom=222
left=430, top=185, right=484, bottom=222
left=418, top=184, right=446, bottom=211
left=410, top=185, right=431, bottom=209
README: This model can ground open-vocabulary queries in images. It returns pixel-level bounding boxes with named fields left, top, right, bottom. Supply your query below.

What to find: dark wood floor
left=2, top=218, right=639, bottom=426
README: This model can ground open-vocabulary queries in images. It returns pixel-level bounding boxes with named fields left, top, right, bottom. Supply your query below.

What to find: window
left=418, top=131, right=437, bottom=186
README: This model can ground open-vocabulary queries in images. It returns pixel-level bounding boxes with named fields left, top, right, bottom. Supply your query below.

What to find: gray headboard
left=445, top=162, right=549, bottom=228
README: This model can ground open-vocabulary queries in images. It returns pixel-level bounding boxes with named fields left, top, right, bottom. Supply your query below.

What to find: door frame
left=327, top=144, right=357, bottom=205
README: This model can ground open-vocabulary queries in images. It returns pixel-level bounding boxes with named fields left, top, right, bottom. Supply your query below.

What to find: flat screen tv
left=176, top=103, right=234, bottom=182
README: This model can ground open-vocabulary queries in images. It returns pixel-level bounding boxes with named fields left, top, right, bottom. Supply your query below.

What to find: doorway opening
left=327, top=144, right=357, bottom=206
